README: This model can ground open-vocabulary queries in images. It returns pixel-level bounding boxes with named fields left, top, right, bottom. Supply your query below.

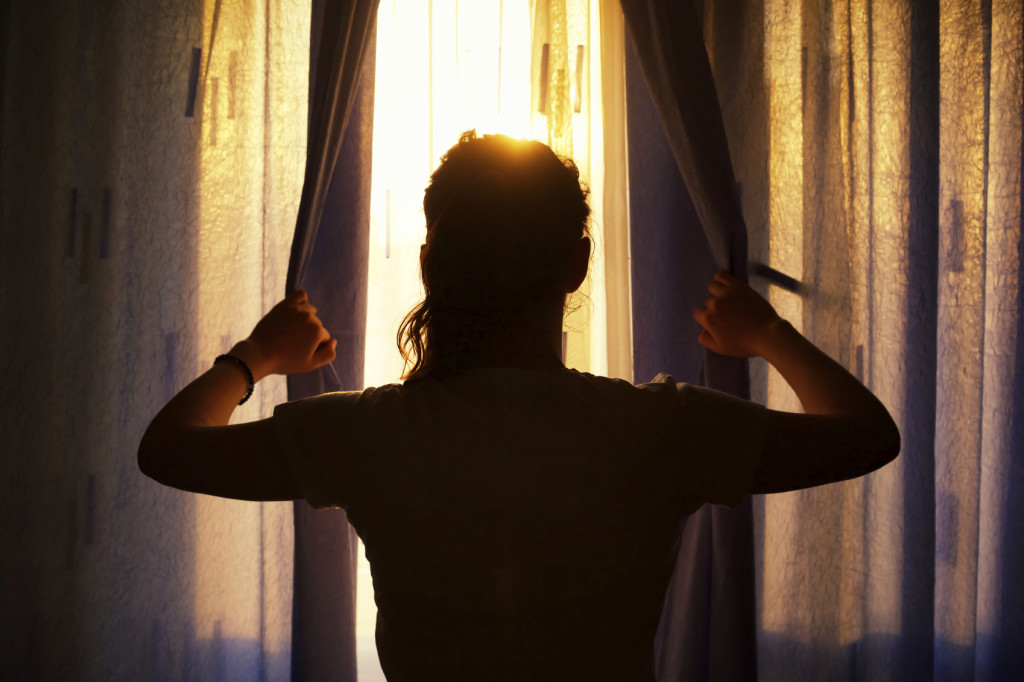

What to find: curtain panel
left=620, top=0, right=758, bottom=680
left=628, top=0, right=1024, bottom=680
left=745, top=0, right=1024, bottom=679
left=285, top=2, right=379, bottom=681
left=1, top=1, right=309, bottom=679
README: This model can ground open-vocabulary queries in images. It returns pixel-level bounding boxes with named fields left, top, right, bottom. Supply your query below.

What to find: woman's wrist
left=227, top=339, right=274, bottom=383
left=754, top=317, right=798, bottom=362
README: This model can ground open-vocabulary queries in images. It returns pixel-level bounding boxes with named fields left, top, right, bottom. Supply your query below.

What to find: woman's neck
left=471, top=307, right=565, bottom=371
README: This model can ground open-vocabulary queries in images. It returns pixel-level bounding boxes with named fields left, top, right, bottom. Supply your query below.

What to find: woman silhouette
left=140, top=131, right=899, bottom=680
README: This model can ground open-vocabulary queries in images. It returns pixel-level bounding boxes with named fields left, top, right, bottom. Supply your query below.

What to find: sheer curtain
left=1, top=1, right=308, bottom=679
left=625, top=0, right=1023, bottom=679
left=698, top=0, right=1022, bottom=679
left=365, top=0, right=630, bottom=388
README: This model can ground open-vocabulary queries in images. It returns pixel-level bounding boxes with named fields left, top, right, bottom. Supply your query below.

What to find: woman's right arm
left=693, top=272, right=900, bottom=493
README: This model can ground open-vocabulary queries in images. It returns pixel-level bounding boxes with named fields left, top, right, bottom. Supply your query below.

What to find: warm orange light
left=193, top=0, right=307, bottom=659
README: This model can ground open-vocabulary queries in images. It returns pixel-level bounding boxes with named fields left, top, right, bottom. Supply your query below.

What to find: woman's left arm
left=138, top=290, right=337, bottom=501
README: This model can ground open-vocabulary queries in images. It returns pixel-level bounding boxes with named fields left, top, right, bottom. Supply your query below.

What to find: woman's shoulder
left=274, top=382, right=407, bottom=422
left=294, top=371, right=729, bottom=411
left=568, top=369, right=682, bottom=402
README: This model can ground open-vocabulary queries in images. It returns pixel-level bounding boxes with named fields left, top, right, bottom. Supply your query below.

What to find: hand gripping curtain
left=619, top=1, right=756, bottom=680
left=285, top=1, right=379, bottom=680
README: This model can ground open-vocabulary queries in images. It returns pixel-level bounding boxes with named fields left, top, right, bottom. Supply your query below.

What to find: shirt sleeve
left=273, top=390, right=363, bottom=510
left=653, top=374, right=769, bottom=508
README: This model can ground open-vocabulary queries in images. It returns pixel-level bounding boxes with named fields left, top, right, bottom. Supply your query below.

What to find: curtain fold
left=285, top=2, right=378, bottom=681
left=620, top=1, right=757, bottom=680
left=287, top=0, right=380, bottom=291
left=618, top=0, right=747, bottom=276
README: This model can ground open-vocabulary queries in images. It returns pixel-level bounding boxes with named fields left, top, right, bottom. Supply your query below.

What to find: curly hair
left=397, top=131, right=591, bottom=380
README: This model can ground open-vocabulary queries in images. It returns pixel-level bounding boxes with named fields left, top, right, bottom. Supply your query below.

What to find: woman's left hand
left=693, top=271, right=780, bottom=358
left=233, top=290, right=337, bottom=381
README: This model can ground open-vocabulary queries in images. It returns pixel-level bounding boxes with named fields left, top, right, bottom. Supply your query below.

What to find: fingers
left=281, top=290, right=318, bottom=317
left=693, top=305, right=708, bottom=326
left=281, top=290, right=324, bottom=318
left=693, top=307, right=717, bottom=350
left=709, top=270, right=742, bottom=293
left=312, top=338, right=338, bottom=366
left=286, top=290, right=317, bottom=315
left=315, top=320, right=331, bottom=345
left=707, top=271, right=742, bottom=297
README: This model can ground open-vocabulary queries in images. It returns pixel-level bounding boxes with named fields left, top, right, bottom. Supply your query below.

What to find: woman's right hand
left=232, top=290, right=337, bottom=381
left=692, top=271, right=781, bottom=358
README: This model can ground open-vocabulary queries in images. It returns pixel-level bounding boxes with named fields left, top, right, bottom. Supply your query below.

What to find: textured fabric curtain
left=531, top=0, right=603, bottom=373
left=619, top=1, right=758, bottom=680
left=742, top=0, right=1023, bottom=679
left=285, top=2, right=378, bottom=681
left=629, top=0, right=1024, bottom=680
left=524, top=0, right=631, bottom=382
left=1, top=1, right=309, bottom=679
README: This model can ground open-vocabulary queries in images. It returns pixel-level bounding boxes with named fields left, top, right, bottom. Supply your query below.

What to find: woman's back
left=139, top=132, right=899, bottom=679
left=275, top=368, right=767, bottom=679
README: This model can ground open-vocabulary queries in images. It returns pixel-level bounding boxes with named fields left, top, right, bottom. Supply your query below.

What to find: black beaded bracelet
left=214, top=354, right=255, bottom=405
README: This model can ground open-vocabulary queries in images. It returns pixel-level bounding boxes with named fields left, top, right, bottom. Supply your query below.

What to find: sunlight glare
left=365, top=0, right=534, bottom=389
left=359, top=3, right=538, bottom=679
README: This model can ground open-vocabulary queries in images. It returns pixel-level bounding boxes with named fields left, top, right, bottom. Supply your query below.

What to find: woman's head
left=398, top=131, right=591, bottom=380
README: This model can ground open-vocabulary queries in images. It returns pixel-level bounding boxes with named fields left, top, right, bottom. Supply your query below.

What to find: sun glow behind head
left=367, top=0, right=538, bottom=388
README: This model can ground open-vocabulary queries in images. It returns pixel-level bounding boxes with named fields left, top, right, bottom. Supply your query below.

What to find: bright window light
left=358, top=1, right=609, bottom=678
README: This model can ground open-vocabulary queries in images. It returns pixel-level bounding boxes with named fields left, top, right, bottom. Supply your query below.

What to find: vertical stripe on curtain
left=620, top=0, right=758, bottom=680
left=286, top=2, right=379, bottom=680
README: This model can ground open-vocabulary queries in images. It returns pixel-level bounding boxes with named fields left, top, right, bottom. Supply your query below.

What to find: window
left=357, top=1, right=628, bottom=677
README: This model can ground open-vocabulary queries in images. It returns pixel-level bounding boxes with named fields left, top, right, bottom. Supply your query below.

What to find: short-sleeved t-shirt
left=274, top=368, right=767, bottom=681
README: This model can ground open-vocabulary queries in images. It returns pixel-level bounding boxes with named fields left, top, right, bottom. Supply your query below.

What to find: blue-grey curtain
left=285, top=2, right=378, bottom=681
left=620, top=1, right=758, bottom=680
